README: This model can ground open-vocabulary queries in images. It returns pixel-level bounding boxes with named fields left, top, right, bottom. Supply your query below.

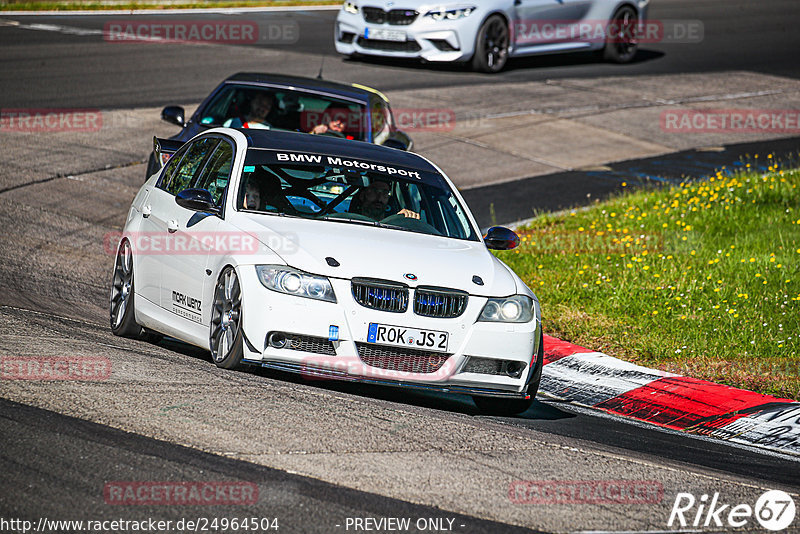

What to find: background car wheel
left=210, top=267, right=244, bottom=370
left=110, top=239, right=142, bottom=338
left=603, top=5, right=639, bottom=63
left=472, top=329, right=544, bottom=416
left=471, top=15, right=509, bottom=73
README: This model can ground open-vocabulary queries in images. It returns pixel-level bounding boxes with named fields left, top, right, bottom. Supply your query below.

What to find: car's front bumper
left=334, top=9, right=484, bottom=62
left=239, top=268, right=541, bottom=398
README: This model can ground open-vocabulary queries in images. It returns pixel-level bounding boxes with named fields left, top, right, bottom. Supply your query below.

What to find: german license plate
left=367, top=323, right=449, bottom=352
left=365, top=28, right=407, bottom=42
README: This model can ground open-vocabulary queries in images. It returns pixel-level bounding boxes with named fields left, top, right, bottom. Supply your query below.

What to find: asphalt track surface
left=0, top=0, right=798, bottom=108
left=2, top=1, right=800, bottom=532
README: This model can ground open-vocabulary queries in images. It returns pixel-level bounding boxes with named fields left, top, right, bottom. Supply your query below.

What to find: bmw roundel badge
left=404, top=273, right=417, bottom=281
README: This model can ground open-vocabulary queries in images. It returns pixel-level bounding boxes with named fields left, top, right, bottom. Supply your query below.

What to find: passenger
left=225, top=92, right=276, bottom=129
left=242, top=179, right=262, bottom=210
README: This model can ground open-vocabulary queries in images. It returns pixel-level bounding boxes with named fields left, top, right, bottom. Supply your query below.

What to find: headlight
left=343, top=1, right=359, bottom=14
left=479, top=295, right=534, bottom=323
left=256, top=265, right=337, bottom=303
left=425, top=6, right=475, bottom=20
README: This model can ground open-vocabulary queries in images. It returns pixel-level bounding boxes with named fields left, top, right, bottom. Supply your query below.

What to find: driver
left=350, top=180, right=419, bottom=220
left=309, top=104, right=348, bottom=136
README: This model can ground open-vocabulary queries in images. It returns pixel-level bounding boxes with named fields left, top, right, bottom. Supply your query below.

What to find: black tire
left=602, top=5, right=639, bottom=63
left=471, top=14, right=509, bottom=73
left=209, top=267, right=244, bottom=370
left=472, top=329, right=544, bottom=416
left=110, top=239, right=142, bottom=338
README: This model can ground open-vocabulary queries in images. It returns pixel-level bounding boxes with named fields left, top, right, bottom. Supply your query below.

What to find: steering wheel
left=320, top=130, right=345, bottom=138
left=380, top=214, right=442, bottom=235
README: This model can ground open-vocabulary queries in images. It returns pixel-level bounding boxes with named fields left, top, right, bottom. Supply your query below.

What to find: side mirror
left=484, top=226, right=520, bottom=250
left=382, top=130, right=412, bottom=151
left=176, top=188, right=219, bottom=213
left=161, top=106, right=186, bottom=127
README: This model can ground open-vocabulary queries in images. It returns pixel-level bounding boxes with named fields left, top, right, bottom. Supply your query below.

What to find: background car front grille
left=362, top=7, right=418, bottom=25
left=284, top=334, right=337, bottom=356
left=356, top=37, right=422, bottom=52
left=352, top=278, right=409, bottom=313
left=413, top=287, right=468, bottom=318
left=356, top=343, right=450, bottom=373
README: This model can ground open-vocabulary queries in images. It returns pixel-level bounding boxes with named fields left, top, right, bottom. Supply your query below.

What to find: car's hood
left=355, top=0, right=463, bottom=11
left=232, top=215, right=518, bottom=297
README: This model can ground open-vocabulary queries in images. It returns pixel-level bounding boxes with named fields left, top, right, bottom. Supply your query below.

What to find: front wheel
left=602, top=6, right=639, bottom=63
left=110, top=239, right=142, bottom=338
left=471, top=15, right=509, bottom=73
left=210, top=267, right=244, bottom=369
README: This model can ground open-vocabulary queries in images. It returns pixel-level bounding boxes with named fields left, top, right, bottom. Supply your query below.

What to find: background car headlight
left=425, top=6, right=475, bottom=20
left=343, top=1, right=359, bottom=14
left=479, top=295, right=534, bottom=323
left=256, top=265, right=336, bottom=303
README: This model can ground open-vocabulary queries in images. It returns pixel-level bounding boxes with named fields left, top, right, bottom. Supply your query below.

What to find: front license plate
left=365, top=28, right=407, bottom=42
left=367, top=323, right=449, bottom=352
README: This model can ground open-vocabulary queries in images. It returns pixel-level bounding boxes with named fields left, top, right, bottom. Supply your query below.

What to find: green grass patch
left=499, top=161, right=800, bottom=400
left=0, top=0, right=340, bottom=11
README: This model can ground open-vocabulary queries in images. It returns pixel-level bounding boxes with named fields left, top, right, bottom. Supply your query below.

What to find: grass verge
left=499, top=158, right=800, bottom=400
left=0, top=0, right=340, bottom=11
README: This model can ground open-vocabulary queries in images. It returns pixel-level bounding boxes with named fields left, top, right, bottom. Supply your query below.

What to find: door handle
left=167, top=219, right=179, bottom=233
left=142, top=204, right=151, bottom=218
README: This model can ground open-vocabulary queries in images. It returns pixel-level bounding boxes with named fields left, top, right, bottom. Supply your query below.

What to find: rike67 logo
left=668, top=490, right=796, bottom=531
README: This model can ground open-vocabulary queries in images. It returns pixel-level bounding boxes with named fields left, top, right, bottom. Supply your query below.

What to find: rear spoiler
left=153, top=136, right=185, bottom=168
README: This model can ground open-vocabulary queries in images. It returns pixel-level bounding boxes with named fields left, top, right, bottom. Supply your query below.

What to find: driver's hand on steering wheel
left=397, top=208, right=420, bottom=219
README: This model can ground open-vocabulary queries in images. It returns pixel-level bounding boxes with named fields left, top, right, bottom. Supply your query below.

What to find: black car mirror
left=176, top=188, right=219, bottom=213
left=484, top=226, right=520, bottom=250
left=382, top=130, right=412, bottom=151
left=162, top=106, right=186, bottom=127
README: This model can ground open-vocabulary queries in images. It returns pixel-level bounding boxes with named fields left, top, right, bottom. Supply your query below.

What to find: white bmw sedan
left=335, top=0, right=648, bottom=72
left=111, top=128, right=543, bottom=414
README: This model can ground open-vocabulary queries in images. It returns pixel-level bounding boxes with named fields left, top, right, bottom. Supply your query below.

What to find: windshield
left=199, top=84, right=368, bottom=141
left=236, top=149, right=478, bottom=241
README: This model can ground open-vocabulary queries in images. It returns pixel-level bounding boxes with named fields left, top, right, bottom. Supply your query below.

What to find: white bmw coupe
left=335, top=0, right=649, bottom=72
left=111, top=128, right=543, bottom=414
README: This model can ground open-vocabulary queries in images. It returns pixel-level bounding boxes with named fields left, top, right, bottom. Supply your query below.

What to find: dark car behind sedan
left=146, top=72, right=413, bottom=179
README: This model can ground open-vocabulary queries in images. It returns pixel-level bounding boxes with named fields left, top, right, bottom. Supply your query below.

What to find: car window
left=370, top=96, right=392, bottom=145
left=194, top=140, right=233, bottom=206
left=164, top=138, right=220, bottom=196
left=157, top=147, right=187, bottom=191
left=198, top=84, right=367, bottom=141
left=237, top=150, right=478, bottom=241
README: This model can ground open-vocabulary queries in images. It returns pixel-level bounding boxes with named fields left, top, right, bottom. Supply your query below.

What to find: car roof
left=240, top=129, right=438, bottom=173
left=224, top=72, right=380, bottom=102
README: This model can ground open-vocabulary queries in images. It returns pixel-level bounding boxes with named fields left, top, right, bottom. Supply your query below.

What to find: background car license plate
left=367, top=323, right=448, bottom=352
left=365, top=28, right=407, bottom=42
